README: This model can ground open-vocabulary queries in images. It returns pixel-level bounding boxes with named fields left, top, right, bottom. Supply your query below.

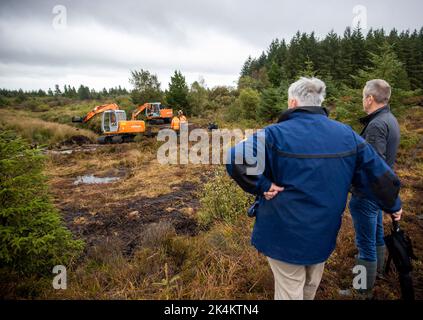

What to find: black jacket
left=359, top=105, right=400, bottom=168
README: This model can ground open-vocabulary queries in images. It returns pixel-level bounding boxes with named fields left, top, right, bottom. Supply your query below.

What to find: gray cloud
left=0, top=0, right=422, bottom=90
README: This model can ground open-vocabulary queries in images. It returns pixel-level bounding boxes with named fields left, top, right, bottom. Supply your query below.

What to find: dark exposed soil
left=61, top=135, right=94, bottom=146
left=61, top=181, right=200, bottom=257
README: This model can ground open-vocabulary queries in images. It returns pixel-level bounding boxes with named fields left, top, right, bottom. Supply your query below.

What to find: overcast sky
left=0, top=0, right=422, bottom=91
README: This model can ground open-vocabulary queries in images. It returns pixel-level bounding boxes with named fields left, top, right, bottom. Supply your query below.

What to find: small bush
left=400, top=131, right=421, bottom=151
left=0, top=131, right=84, bottom=274
left=139, top=221, right=176, bottom=248
left=197, top=167, right=254, bottom=227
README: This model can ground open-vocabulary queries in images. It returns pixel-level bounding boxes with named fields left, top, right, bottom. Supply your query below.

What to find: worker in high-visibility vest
left=170, top=114, right=180, bottom=131
left=171, top=110, right=187, bottom=132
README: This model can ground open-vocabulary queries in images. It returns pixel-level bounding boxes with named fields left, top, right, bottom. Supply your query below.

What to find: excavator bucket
left=72, top=116, right=84, bottom=123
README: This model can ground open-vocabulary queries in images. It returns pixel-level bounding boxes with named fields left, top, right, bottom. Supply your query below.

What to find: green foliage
left=400, top=131, right=421, bottom=151
left=198, top=168, right=254, bottom=227
left=187, top=80, right=208, bottom=116
left=267, top=61, right=284, bottom=87
left=353, top=42, right=410, bottom=90
left=331, top=87, right=364, bottom=131
left=238, top=88, right=261, bottom=119
left=129, top=69, right=163, bottom=104
left=1, top=85, right=126, bottom=101
left=225, top=98, right=244, bottom=123
left=257, top=87, right=287, bottom=122
left=242, top=26, right=423, bottom=90
left=0, top=95, right=8, bottom=107
left=299, top=57, right=316, bottom=78
left=0, top=131, right=84, bottom=274
left=238, top=76, right=260, bottom=91
left=77, top=85, right=91, bottom=100
left=166, top=70, right=190, bottom=114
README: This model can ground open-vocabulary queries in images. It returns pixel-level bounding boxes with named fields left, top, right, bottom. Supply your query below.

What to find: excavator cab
left=147, top=103, right=161, bottom=118
left=102, top=110, right=126, bottom=133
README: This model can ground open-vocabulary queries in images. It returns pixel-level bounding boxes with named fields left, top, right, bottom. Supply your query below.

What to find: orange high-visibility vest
left=171, top=116, right=180, bottom=130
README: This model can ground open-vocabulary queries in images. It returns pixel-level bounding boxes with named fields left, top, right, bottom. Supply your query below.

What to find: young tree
left=238, top=88, right=261, bottom=119
left=241, top=56, right=253, bottom=77
left=353, top=42, right=410, bottom=90
left=129, top=69, right=163, bottom=104
left=37, top=89, right=46, bottom=97
left=54, top=84, right=61, bottom=96
left=16, top=89, right=26, bottom=103
left=257, top=87, right=287, bottom=122
left=0, top=131, right=83, bottom=274
left=77, top=85, right=91, bottom=100
left=267, top=61, right=284, bottom=87
left=187, top=80, right=208, bottom=116
left=299, top=57, right=316, bottom=78
left=166, top=70, right=190, bottom=114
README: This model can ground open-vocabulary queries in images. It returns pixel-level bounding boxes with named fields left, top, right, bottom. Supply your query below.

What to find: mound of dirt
left=61, top=135, right=93, bottom=146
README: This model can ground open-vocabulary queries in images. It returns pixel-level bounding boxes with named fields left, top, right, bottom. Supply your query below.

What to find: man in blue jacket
left=226, top=77, right=402, bottom=300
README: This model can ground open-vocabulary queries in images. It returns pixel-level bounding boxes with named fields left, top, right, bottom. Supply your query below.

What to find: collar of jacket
left=359, top=105, right=390, bottom=125
left=277, top=106, right=329, bottom=123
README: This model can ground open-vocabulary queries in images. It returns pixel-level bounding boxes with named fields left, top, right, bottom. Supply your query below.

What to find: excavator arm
left=131, top=103, right=149, bottom=120
left=72, top=103, right=120, bottom=123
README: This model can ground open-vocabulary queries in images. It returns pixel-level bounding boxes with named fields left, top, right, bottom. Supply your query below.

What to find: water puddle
left=74, top=174, right=121, bottom=185
left=50, top=149, right=74, bottom=155
left=46, top=146, right=99, bottom=156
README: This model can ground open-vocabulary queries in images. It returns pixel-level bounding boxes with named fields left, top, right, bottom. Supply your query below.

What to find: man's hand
left=264, top=183, right=284, bottom=200
left=391, top=208, right=403, bottom=221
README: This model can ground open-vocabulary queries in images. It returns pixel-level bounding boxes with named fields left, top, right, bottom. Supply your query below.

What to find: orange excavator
left=131, top=102, right=173, bottom=124
left=72, top=103, right=146, bottom=144
left=72, top=102, right=183, bottom=144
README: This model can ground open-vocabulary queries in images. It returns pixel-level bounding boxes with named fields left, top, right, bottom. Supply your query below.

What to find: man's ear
left=288, top=98, right=297, bottom=108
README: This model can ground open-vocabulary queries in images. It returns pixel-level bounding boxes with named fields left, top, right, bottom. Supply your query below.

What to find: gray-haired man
left=350, top=79, right=402, bottom=297
left=226, top=77, right=402, bottom=299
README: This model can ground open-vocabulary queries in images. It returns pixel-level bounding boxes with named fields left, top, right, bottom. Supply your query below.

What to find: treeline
left=229, top=26, right=423, bottom=125
left=0, top=84, right=129, bottom=101
left=241, top=26, right=423, bottom=90
left=129, top=69, right=237, bottom=117
left=1, top=26, right=422, bottom=124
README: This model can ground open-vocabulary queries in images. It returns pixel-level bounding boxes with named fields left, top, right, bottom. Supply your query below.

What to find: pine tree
left=54, top=84, right=61, bottom=96
left=267, top=61, right=284, bottom=87
left=299, top=57, right=316, bottom=78
left=77, top=85, right=90, bottom=100
left=166, top=70, right=190, bottom=114
left=0, top=131, right=83, bottom=274
left=257, top=87, right=287, bottom=121
left=241, top=56, right=253, bottom=77
left=353, top=42, right=410, bottom=90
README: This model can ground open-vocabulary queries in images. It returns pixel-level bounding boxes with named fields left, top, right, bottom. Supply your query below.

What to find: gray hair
left=288, top=77, right=326, bottom=106
left=363, top=79, right=391, bottom=104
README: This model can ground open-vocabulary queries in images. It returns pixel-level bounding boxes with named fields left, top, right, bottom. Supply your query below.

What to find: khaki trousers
left=267, top=257, right=325, bottom=300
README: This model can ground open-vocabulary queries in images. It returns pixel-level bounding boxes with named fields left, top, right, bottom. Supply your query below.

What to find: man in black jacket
left=350, top=79, right=402, bottom=296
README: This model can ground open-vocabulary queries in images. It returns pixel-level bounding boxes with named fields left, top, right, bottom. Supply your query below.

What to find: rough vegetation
left=0, top=26, right=422, bottom=300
